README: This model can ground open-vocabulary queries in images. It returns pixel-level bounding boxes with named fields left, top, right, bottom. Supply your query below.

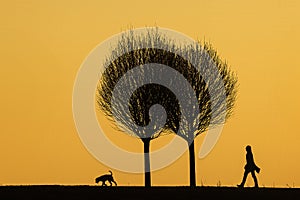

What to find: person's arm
left=246, top=152, right=255, bottom=165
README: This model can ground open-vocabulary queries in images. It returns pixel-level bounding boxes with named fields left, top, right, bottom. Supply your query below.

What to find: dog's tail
left=109, top=170, right=113, bottom=175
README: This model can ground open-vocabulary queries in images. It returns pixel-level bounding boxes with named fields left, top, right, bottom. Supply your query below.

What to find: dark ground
left=0, top=186, right=299, bottom=199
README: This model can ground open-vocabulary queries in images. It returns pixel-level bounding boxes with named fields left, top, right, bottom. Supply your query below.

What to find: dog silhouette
left=95, top=170, right=117, bottom=186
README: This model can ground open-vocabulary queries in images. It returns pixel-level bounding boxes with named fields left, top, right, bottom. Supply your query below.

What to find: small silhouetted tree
left=173, top=41, right=238, bottom=187
left=97, top=29, right=181, bottom=187
left=97, top=27, right=237, bottom=187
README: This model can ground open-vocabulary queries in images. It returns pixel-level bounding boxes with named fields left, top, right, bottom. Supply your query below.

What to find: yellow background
left=1, top=0, right=300, bottom=187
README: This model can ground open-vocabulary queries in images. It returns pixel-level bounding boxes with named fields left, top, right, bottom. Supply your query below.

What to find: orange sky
left=1, top=0, right=300, bottom=187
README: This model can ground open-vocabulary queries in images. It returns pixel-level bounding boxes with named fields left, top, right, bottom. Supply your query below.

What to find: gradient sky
left=1, top=0, right=300, bottom=187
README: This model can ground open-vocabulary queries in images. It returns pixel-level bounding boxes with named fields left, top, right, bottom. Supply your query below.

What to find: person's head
left=246, top=145, right=252, bottom=152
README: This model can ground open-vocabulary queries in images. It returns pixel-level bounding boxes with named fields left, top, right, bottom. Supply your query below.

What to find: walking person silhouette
left=237, top=145, right=260, bottom=188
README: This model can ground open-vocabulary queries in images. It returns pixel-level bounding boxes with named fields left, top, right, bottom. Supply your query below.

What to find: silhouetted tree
left=172, top=41, right=238, bottom=187
left=96, top=27, right=238, bottom=187
left=97, top=29, right=181, bottom=187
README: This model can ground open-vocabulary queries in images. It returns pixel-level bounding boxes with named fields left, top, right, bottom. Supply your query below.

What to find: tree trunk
left=188, top=140, right=196, bottom=187
left=143, top=138, right=151, bottom=187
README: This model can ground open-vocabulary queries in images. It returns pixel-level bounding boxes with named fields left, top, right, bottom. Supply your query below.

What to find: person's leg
left=238, top=171, right=249, bottom=187
left=251, top=171, right=258, bottom=187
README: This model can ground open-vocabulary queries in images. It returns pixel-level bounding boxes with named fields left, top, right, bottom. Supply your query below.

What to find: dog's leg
left=112, top=180, right=117, bottom=186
